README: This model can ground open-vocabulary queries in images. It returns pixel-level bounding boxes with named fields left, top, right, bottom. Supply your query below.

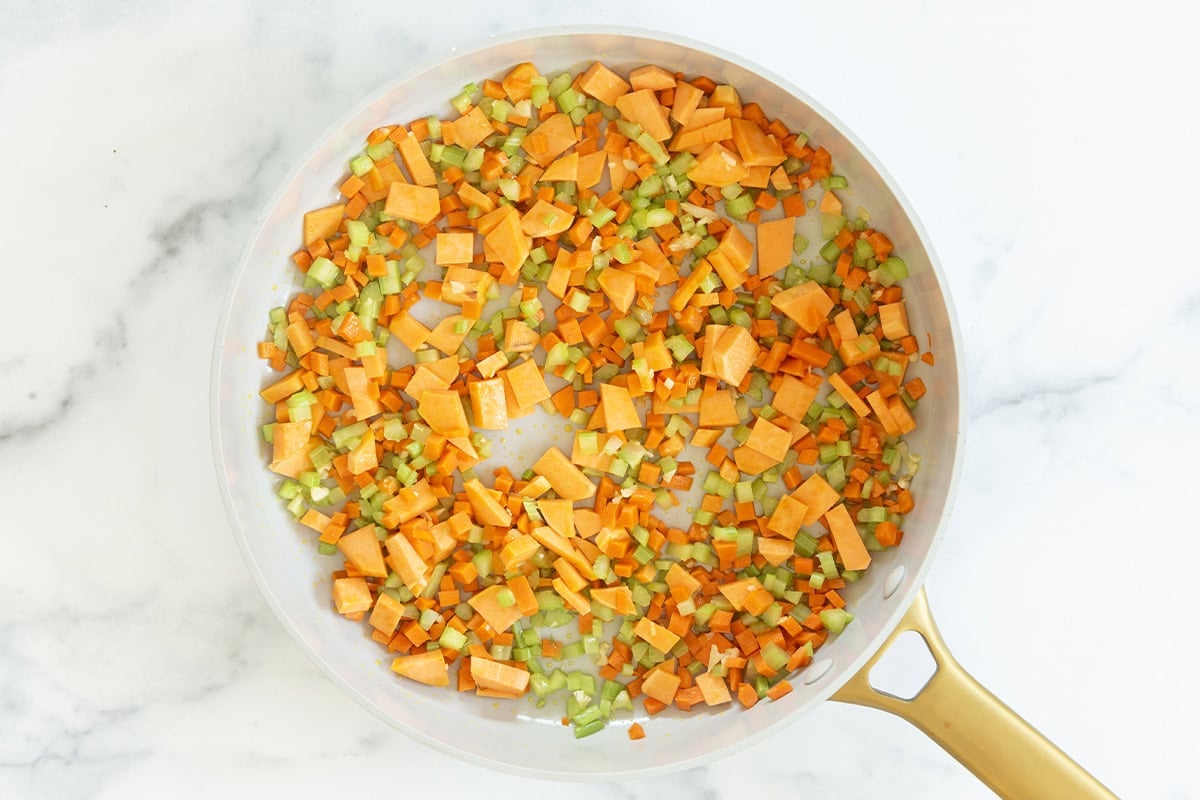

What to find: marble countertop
left=3, top=1, right=1198, bottom=797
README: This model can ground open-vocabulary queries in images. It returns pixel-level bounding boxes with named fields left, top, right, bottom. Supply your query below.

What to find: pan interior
left=212, top=27, right=962, bottom=780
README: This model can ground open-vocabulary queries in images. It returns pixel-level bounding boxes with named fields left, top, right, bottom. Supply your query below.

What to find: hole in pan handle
left=831, top=588, right=1117, bottom=800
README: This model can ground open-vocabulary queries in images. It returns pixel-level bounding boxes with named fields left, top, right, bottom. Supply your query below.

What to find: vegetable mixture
left=257, top=61, right=930, bottom=739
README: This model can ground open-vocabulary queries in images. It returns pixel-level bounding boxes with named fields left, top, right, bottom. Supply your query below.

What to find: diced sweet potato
left=591, top=586, right=637, bottom=615
left=615, top=89, right=672, bottom=141
left=540, top=151, right=579, bottom=182
left=630, top=65, right=676, bottom=91
left=303, top=204, right=344, bottom=245
left=686, top=142, right=748, bottom=187
left=699, top=389, right=740, bottom=428
left=641, top=668, right=681, bottom=704
left=767, top=494, right=809, bottom=539
left=332, top=577, right=372, bottom=614
left=501, top=62, right=539, bottom=102
left=792, top=473, right=840, bottom=526
left=471, top=657, right=530, bottom=695
left=384, top=182, right=440, bottom=226
left=532, top=447, right=596, bottom=501
left=503, top=358, right=551, bottom=409
left=695, top=671, right=732, bottom=706
left=468, top=584, right=524, bottom=632
left=464, top=478, right=513, bottom=526
left=744, top=417, right=791, bottom=463
left=346, top=433, right=378, bottom=475
left=718, top=577, right=765, bottom=611
left=435, top=232, right=474, bottom=265
left=825, top=503, right=871, bottom=571
left=599, top=383, right=641, bottom=432
left=578, top=61, right=631, bottom=106
left=711, top=325, right=760, bottom=386
left=756, top=216, right=795, bottom=275
left=337, top=525, right=387, bottom=578
left=520, top=198, right=574, bottom=237
left=391, top=650, right=449, bottom=687
left=521, top=113, right=577, bottom=166
left=773, top=375, right=819, bottom=421
left=730, top=118, right=786, bottom=167
left=597, top=267, right=637, bottom=313
left=878, top=302, right=911, bottom=340
left=452, top=106, right=493, bottom=150
left=633, top=617, right=680, bottom=653
left=771, top=281, right=834, bottom=334
left=397, top=133, right=436, bottom=186
left=418, top=388, right=470, bottom=438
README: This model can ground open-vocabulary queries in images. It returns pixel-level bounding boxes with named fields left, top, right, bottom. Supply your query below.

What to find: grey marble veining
left=2, top=1, right=1198, bottom=798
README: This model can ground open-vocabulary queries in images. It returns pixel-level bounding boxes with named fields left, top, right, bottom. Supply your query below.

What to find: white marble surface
left=3, top=1, right=1197, bottom=797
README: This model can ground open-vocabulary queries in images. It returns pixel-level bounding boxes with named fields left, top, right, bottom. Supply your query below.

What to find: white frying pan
left=211, top=26, right=1114, bottom=797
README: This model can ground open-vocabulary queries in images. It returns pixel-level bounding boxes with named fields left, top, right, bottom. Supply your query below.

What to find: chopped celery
left=819, top=240, right=843, bottom=263
left=819, top=608, right=854, bottom=634
left=307, top=257, right=339, bottom=289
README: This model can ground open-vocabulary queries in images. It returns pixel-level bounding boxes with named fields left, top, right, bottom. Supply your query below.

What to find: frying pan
left=211, top=26, right=1115, bottom=797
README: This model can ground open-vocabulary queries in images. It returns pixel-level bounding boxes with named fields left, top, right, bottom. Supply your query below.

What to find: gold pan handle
left=832, top=589, right=1117, bottom=799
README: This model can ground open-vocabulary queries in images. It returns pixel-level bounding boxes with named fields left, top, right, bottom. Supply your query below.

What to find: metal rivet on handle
left=883, top=564, right=907, bottom=599
left=803, top=659, right=835, bottom=685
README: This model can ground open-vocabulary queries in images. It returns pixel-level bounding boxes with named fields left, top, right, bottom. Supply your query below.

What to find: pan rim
left=210, top=22, right=968, bottom=781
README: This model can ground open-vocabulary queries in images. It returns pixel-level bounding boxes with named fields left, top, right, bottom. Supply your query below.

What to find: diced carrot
left=766, top=680, right=793, bottom=700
